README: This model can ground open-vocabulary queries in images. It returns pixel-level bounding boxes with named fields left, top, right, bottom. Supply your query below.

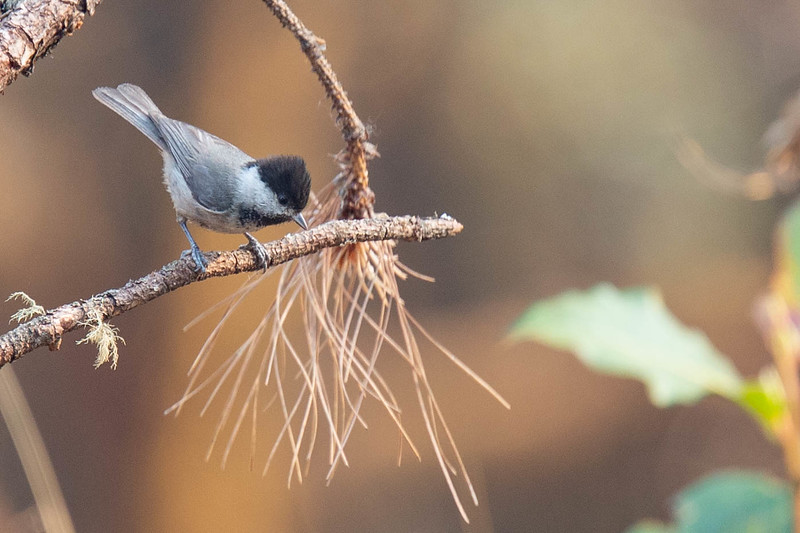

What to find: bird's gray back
left=95, top=83, right=255, bottom=215
left=151, top=116, right=253, bottom=213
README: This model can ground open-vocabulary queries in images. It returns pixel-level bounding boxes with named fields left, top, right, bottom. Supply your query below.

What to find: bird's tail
left=93, top=83, right=166, bottom=150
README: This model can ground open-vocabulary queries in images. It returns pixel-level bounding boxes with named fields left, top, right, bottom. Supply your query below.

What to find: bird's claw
left=178, top=218, right=207, bottom=273
left=192, top=247, right=208, bottom=273
left=182, top=246, right=207, bottom=273
left=244, top=233, right=269, bottom=273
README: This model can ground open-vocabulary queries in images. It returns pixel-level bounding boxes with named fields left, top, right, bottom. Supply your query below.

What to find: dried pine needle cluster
left=167, top=182, right=508, bottom=521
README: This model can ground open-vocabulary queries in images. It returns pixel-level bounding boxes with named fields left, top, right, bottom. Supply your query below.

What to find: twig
left=0, top=215, right=463, bottom=368
left=0, top=367, right=75, bottom=533
left=0, top=0, right=101, bottom=91
left=262, top=0, right=375, bottom=219
left=756, top=294, right=800, bottom=530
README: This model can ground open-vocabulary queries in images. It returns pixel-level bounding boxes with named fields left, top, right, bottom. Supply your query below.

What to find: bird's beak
left=293, top=213, right=308, bottom=231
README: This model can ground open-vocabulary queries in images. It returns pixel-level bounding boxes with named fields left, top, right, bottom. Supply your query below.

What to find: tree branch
left=0, top=0, right=101, bottom=92
left=0, top=215, right=462, bottom=368
left=262, top=0, right=374, bottom=219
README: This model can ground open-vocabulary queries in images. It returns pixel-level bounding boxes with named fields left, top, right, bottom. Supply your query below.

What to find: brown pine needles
left=164, top=0, right=510, bottom=522
left=168, top=186, right=508, bottom=521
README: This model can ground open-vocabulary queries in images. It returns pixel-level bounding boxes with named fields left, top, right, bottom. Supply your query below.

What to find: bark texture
left=0, top=0, right=101, bottom=91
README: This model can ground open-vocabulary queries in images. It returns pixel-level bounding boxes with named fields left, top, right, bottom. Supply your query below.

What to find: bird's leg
left=178, top=217, right=207, bottom=273
left=243, top=232, right=269, bottom=272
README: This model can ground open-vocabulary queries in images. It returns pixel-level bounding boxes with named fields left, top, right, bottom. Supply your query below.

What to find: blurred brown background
left=0, top=1, right=795, bottom=531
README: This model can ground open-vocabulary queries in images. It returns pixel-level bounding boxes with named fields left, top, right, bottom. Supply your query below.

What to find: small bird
left=93, top=83, right=310, bottom=273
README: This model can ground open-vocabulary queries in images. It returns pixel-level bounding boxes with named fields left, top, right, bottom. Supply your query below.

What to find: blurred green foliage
left=512, top=283, right=794, bottom=530
left=509, top=284, right=743, bottom=406
left=627, top=471, right=791, bottom=533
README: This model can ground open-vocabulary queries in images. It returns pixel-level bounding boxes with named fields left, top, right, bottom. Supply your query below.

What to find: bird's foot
left=178, top=218, right=207, bottom=273
left=243, top=232, right=269, bottom=272
left=181, top=245, right=207, bottom=273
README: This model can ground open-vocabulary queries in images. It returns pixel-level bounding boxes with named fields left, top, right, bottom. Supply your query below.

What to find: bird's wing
left=150, top=116, right=252, bottom=212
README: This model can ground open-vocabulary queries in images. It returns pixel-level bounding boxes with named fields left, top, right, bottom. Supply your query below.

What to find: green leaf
left=627, top=471, right=792, bottom=533
left=509, top=284, right=743, bottom=406
left=738, top=369, right=787, bottom=432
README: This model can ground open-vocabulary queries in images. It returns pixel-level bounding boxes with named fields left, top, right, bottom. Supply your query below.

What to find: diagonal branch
left=262, top=0, right=374, bottom=219
left=0, top=215, right=462, bottom=368
left=0, top=0, right=102, bottom=91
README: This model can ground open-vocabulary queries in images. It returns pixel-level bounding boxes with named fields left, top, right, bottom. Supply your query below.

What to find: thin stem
left=261, top=0, right=375, bottom=219
left=755, top=294, right=800, bottom=532
left=0, top=367, right=75, bottom=533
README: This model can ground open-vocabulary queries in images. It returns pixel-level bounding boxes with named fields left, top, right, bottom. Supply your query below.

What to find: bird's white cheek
left=236, top=166, right=283, bottom=214
left=236, top=166, right=266, bottom=199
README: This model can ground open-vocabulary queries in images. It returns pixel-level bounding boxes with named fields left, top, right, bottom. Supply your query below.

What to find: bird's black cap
left=254, top=155, right=311, bottom=212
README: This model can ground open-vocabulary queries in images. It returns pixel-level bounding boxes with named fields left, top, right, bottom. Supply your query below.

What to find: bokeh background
left=0, top=1, right=796, bottom=531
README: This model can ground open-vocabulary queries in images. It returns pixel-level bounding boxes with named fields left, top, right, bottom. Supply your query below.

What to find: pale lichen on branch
left=76, top=308, right=125, bottom=369
left=6, top=292, right=45, bottom=324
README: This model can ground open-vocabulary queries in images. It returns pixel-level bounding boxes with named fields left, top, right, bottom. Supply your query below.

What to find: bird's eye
left=278, top=195, right=288, bottom=206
